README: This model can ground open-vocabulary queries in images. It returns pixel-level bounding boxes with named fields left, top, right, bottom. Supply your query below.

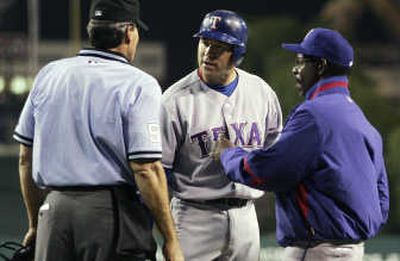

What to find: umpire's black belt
left=183, top=198, right=250, bottom=208
left=49, top=185, right=116, bottom=191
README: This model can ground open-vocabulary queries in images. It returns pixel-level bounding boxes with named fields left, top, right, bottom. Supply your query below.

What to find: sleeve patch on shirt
left=148, top=123, right=161, bottom=143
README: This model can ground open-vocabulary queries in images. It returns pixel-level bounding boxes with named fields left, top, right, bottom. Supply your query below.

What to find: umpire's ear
left=124, top=24, right=136, bottom=44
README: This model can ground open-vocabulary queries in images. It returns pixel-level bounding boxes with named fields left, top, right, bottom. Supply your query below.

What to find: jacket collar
left=305, top=76, right=349, bottom=100
left=78, top=48, right=129, bottom=64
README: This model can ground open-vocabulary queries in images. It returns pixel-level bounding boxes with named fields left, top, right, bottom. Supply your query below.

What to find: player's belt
left=182, top=198, right=250, bottom=208
left=291, top=239, right=363, bottom=248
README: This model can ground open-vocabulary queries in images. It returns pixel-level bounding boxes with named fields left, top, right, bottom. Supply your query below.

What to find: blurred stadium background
left=0, top=0, right=399, bottom=260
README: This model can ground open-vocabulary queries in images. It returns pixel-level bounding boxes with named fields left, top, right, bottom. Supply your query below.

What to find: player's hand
left=22, top=226, right=36, bottom=247
left=163, top=239, right=184, bottom=261
left=212, top=133, right=235, bottom=161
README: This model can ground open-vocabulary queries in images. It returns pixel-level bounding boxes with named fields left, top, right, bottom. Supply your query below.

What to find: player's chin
left=202, top=72, right=221, bottom=85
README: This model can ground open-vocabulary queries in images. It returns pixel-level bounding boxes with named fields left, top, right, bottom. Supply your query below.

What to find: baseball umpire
left=13, top=0, right=183, bottom=260
left=161, top=10, right=282, bottom=260
left=214, top=27, right=390, bottom=260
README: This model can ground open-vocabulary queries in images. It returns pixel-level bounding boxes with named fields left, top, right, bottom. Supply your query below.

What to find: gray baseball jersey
left=161, top=68, right=282, bottom=200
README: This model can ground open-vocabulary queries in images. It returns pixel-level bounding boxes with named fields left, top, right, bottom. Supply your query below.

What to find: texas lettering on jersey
left=190, top=121, right=262, bottom=157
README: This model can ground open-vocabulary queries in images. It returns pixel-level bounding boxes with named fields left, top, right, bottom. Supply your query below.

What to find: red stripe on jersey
left=296, top=183, right=309, bottom=218
left=244, top=157, right=264, bottom=186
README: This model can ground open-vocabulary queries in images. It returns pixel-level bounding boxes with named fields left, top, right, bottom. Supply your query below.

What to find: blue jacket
left=221, top=76, right=389, bottom=247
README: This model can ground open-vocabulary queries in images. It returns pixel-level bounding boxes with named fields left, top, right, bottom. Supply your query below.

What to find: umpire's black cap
left=90, top=0, right=148, bottom=30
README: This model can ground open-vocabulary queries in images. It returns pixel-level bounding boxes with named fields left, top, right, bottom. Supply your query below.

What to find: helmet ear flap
left=233, top=45, right=246, bottom=66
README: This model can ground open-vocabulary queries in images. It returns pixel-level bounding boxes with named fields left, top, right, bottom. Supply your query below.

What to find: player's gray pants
left=284, top=242, right=364, bottom=261
left=171, top=197, right=260, bottom=261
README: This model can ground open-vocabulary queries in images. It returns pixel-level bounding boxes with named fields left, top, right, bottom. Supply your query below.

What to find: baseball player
left=215, top=28, right=390, bottom=260
left=13, top=0, right=183, bottom=260
left=161, top=10, right=283, bottom=260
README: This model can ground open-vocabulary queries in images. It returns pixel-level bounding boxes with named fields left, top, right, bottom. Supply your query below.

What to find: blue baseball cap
left=282, top=28, right=354, bottom=67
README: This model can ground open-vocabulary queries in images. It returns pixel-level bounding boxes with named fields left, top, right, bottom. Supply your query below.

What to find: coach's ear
left=317, top=58, right=328, bottom=76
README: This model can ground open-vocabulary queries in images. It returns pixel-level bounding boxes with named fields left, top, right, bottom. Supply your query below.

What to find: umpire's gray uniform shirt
left=14, top=49, right=162, bottom=187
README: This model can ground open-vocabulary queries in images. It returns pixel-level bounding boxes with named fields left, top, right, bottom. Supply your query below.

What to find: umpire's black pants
left=35, top=188, right=153, bottom=261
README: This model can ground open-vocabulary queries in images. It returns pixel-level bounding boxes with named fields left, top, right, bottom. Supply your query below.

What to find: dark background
left=1, top=0, right=328, bottom=85
left=2, top=0, right=398, bottom=84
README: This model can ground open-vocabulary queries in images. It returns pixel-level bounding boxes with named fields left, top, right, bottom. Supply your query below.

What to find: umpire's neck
left=110, top=24, right=140, bottom=63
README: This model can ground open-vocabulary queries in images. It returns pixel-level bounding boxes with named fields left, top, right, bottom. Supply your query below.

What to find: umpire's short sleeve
left=13, top=63, right=54, bottom=146
left=125, top=77, right=162, bottom=161
left=13, top=88, right=35, bottom=146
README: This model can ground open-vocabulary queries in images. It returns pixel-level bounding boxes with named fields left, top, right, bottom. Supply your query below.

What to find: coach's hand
left=163, top=239, right=184, bottom=261
left=212, top=133, right=235, bottom=161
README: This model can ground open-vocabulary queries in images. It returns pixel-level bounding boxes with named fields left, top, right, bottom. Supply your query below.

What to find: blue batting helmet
left=193, top=10, right=248, bottom=66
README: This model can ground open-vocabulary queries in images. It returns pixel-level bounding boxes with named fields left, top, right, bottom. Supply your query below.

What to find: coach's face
left=292, top=53, right=320, bottom=96
left=198, top=38, right=235, bottom=86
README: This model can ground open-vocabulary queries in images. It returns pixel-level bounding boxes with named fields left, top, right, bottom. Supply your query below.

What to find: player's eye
left=202, top=39, right=232, bottom=53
